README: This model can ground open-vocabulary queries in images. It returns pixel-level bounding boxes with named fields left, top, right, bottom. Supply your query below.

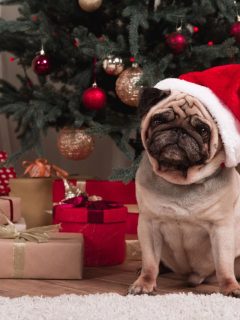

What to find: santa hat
left=154, top=64, right=240, bottom=168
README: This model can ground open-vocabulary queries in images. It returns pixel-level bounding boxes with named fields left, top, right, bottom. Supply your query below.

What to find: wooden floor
left=0, top=260, right=220, bottom=298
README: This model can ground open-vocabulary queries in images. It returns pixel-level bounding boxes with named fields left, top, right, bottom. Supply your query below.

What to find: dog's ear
left=138, top=88, right=170, bottom=118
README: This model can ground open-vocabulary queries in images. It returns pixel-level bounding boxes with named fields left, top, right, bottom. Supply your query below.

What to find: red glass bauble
left=82, top=84, right=106, bottom=110
left=32, top=54, right=51, bottom=75
left=166, top=32, right=188, bottom=54
left=230, top=21, right=240, bottom=43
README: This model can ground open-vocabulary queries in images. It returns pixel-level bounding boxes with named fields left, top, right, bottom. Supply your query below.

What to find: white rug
left=0, top=292, right=240, bottom=320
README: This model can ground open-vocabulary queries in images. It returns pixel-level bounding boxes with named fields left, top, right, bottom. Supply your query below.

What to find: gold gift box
left=125, top=234, right=141, bottom=261
left=0, top=232, right=84, bottom=279
left=9, top=178, right=53, bottom=228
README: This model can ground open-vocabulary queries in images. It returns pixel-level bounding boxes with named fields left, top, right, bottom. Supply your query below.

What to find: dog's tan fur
left=129, top=91, right=240, bottom=297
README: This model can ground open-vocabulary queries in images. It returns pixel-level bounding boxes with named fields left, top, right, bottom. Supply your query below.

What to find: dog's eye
left=151, top=111, right=174, bottom=127
left=151, top=115, right=165, bottom=126
left=196, top=124, right=210, bottom=140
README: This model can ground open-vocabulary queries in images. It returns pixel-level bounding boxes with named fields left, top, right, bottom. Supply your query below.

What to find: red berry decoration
left=166, top=32, right=188, bottom=54
left=32, top=49, right=51, bottom=75
left=230, top=21, right=240, bottom=43
left=82, top=83, right=106, bottom=110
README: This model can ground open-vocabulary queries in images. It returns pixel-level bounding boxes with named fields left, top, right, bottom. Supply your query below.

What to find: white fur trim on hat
left=154, top=78, right=240, bottom=167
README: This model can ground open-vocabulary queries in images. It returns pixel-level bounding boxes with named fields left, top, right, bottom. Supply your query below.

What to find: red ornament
left=230, top=21, right=240, bottom=43
left=31, top=15, right=38, bottom=22
left=166, top=32, right=187, bottom=54
left=32, top=50, right=51, bottom=75
left=193, top=26, right=199, bottom=33
left=82, top=83, right=106, bottom=110
left=73, top=38, right=80, bottom=47
left=208, top=41, right=214, bottom=46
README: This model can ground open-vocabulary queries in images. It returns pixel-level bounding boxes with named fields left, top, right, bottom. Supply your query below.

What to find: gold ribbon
left=124, top=204, right=139, bottom=214
left=0, top=211, right=60, bottom=278
left=0, top=213, right=60, bottom=242
left=22, top=158, right=69, bottom=178
left=62, top=178, right=102, bottom=201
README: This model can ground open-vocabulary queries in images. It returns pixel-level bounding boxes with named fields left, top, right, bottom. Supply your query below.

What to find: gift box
left=53, top=197, right=127, bottom=267
left=0, top=196, right=21, bottom=224
left=0, top=221, right=84, bottom=279
left=125, top=234, right=141, bottom=261
left=10, top=178, right=52, bottom=228
left=53, top=179, right=139, bottom=234
left=0, top=151, right=16, bottom=196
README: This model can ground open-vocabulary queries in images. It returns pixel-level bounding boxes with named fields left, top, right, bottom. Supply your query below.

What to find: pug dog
left=129, top=83, right=240, bottom=297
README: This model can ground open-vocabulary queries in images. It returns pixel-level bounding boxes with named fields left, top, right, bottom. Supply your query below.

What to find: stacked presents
left=0, top=156, right=83, bottom=279
left=0, top=154, right=141, bottom=280
left=52, top=179, right=140, bottom=266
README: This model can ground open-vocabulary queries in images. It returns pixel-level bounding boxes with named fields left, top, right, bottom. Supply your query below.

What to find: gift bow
left=0, top=212, right=60, bottom=243
left=23, top=158, right=68, bottom=178
left=63, top=195, right=122, bottom=209
left=62, top=178, right=103, bottom=201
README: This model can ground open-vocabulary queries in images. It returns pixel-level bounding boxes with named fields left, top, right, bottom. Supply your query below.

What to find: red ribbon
left=56, top=196, right=122, bottom=224
left=0, top=197, right=14, bottom=221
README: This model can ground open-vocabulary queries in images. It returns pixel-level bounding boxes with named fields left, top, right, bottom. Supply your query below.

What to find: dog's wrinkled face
left=139, top=87, right=223, bottom=182
left=147, top=104, right=211, bottom=175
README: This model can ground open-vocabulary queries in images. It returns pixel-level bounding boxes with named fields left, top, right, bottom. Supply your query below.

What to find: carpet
left=0, top=292, right=240, bottom=320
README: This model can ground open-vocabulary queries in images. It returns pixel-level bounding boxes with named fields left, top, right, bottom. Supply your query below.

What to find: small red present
left=0, top=152, right=16, bottom=196
left=53, top=196, right=127, bottom=267
left=52, top=179, right=138, bottom=235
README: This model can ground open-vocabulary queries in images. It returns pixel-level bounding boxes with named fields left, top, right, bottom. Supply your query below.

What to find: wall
left=0, top=5, right=131, bottom=178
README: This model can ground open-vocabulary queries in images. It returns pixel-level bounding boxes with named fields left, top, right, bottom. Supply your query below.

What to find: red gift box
left=0, top=152, right=16, bottom=196
left=53, top=198, right=128, bottom=267
left=52, top=179, right=138, bottom=235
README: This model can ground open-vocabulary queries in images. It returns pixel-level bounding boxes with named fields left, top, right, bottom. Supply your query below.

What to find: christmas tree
left=0, top=0, right=239, bottom=180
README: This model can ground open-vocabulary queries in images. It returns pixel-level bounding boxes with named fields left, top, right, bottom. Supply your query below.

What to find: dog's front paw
left=221, top=287, right=240, bottom=298
left=128, top=278, right=157, bottom=295
left=220, top=281, right=240, bottom=297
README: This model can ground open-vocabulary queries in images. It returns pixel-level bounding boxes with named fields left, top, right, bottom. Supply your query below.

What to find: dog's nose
left=175, top=128, right=187, bottom=137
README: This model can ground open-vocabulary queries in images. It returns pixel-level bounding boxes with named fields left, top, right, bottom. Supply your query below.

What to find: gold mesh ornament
left=78, top=0, right=102, bottom=12
left=115, top=65, right=143, bottom=107
left=57, top=127, right=94, bottom=160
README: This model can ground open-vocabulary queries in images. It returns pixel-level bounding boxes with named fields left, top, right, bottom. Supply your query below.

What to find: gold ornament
left=78, top=0, right=102, bottom=12
left=103, top=55, right=124, bottom=76
left=115, top=63, right=143, bottom=107
left=57, top=127, right=94, bottom=160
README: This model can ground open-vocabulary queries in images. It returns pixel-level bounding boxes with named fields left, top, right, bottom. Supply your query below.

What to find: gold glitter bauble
left=78, top=0, right=102, bottom=12
left=57, top=128, right=94, bottom=160
left=103, top=55, right=124, bottom=76
left=115, top=65, right=143, bottom=107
